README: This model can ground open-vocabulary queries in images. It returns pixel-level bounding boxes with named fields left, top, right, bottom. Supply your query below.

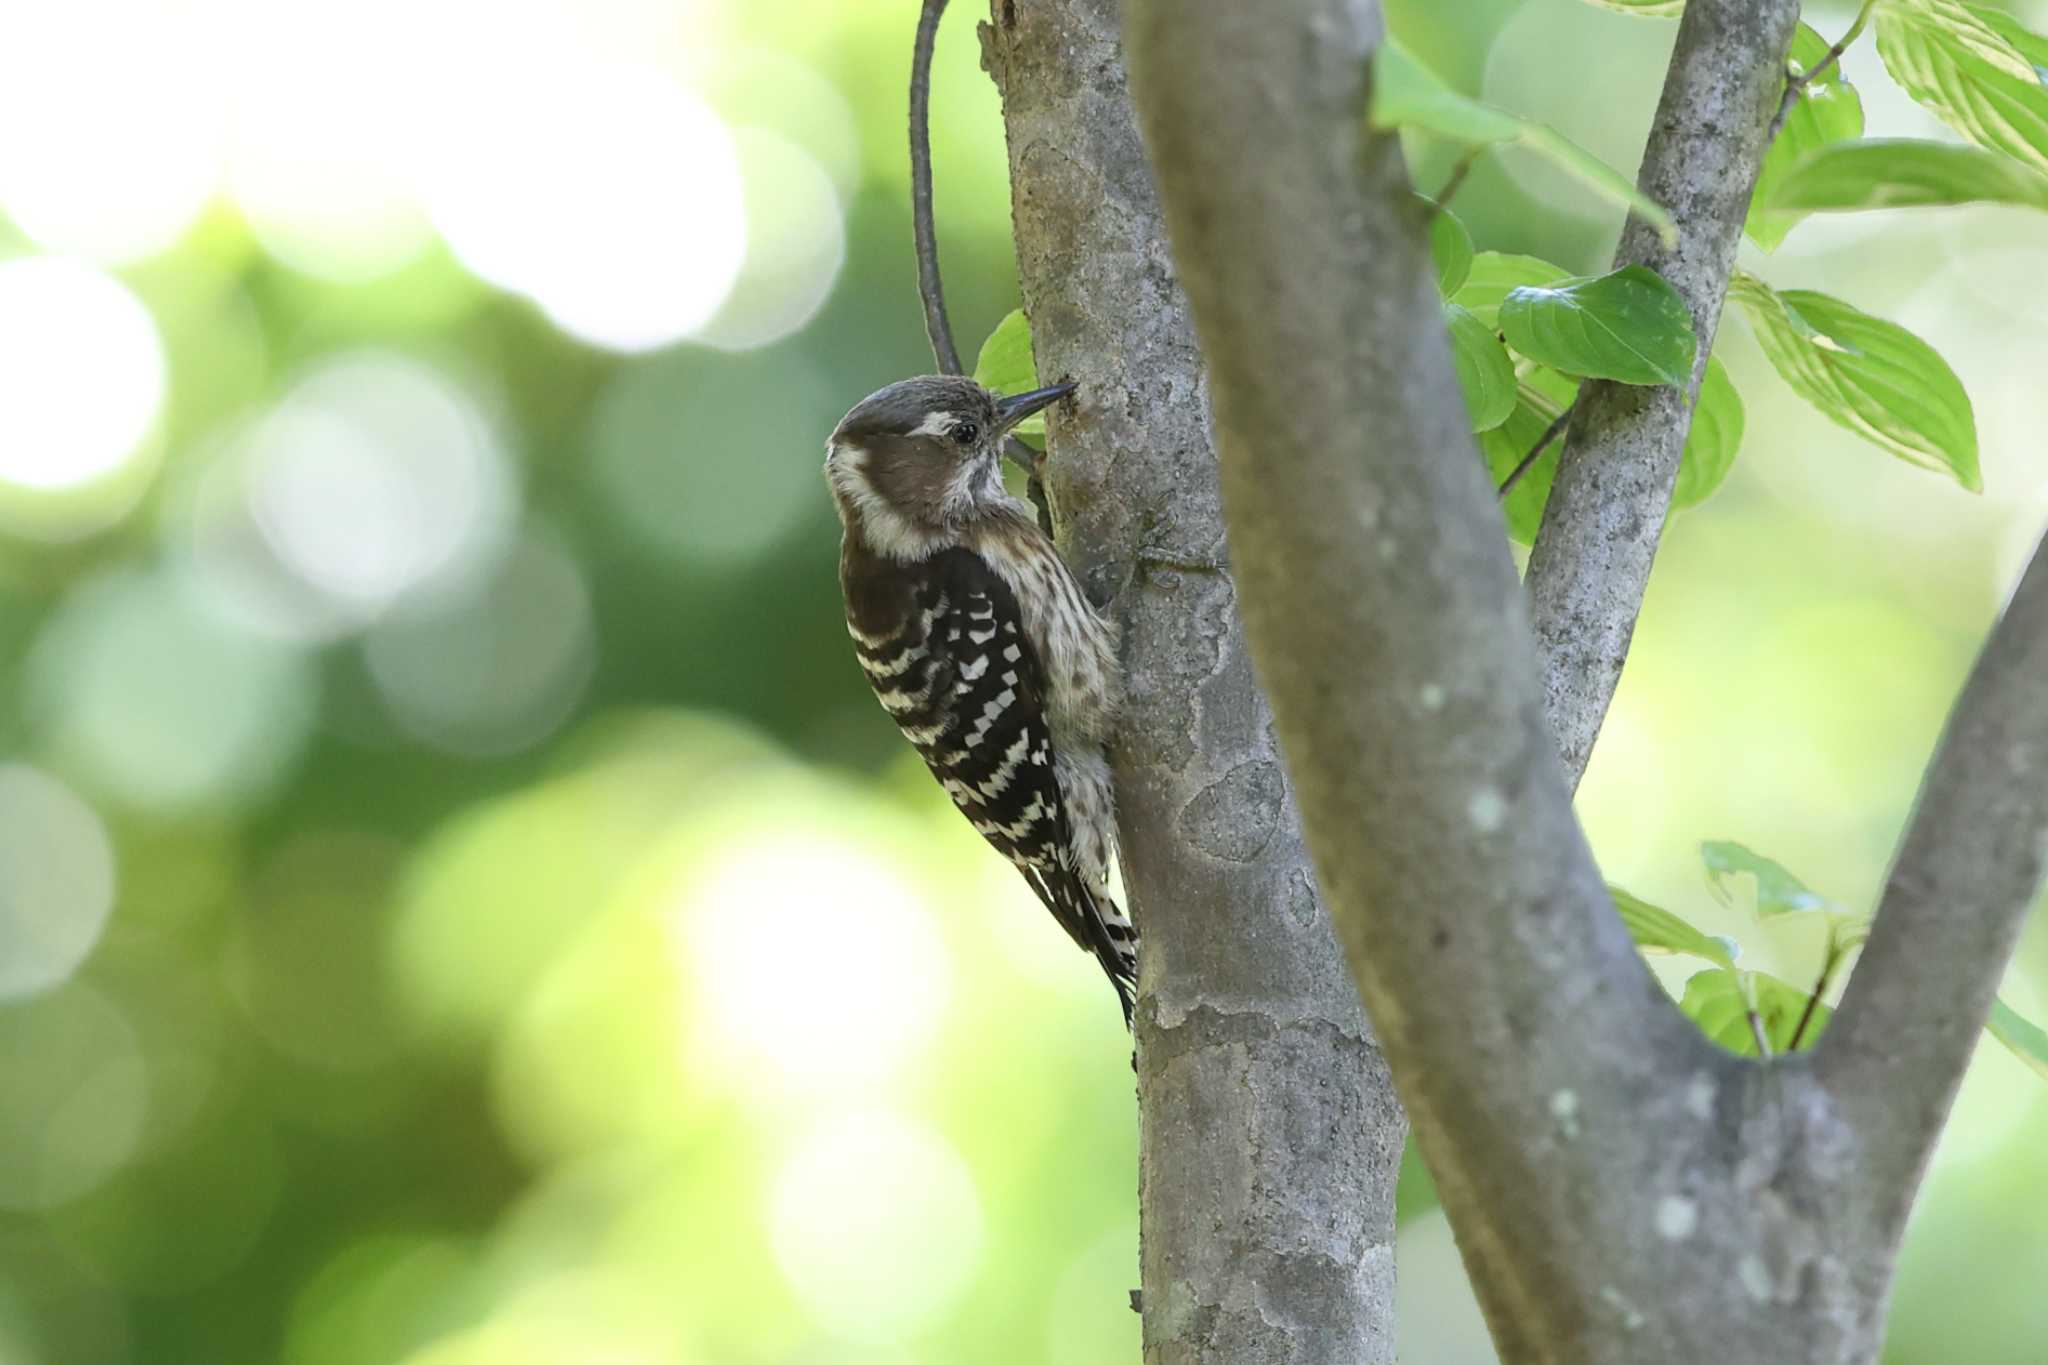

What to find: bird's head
left=824, top=374, right=1075, bottom=555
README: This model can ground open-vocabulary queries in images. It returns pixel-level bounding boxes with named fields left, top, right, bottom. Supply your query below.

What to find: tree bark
left=981, top=4, right=1404, bottom=1363
left=1523, top=0, right=1800, bottom=790
left=1126, top=0, right=2046, bottom=1362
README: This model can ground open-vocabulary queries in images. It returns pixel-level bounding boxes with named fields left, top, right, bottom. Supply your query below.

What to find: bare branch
left=1522, top=5, right=1799, bottom=790
left=987, top=3, right=1401, bottom=1361
left=909, top=0, right=962, bottom=376
left=1819, top=530, right=2048, bottom=1220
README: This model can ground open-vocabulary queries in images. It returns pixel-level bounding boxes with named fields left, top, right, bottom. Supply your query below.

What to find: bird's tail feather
left=1023, top=865, right=1140, bottom=1029
left=1092, top=891, right=1139, bottom=1029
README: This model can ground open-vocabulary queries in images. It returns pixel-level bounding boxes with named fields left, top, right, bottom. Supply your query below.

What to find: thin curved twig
left=1497, top=402, right=1573, bottom=500
left=910, top=0, right=1055, bottom=535
left=911, top=0, right=963, bottom=376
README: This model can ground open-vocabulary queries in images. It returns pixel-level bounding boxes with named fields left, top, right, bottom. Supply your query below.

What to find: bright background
left=0, top=0, right=2042, bottom=1360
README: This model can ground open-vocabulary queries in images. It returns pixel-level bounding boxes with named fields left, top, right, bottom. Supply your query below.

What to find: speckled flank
left=975, top=523, right=1122, bottom=745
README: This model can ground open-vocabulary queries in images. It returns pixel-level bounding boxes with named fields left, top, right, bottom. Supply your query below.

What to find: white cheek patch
left=825, top=439, right=945, bottom=563
left=824, top=441, right=875, bottom=509
left=823, top=441, right=863, bottom=498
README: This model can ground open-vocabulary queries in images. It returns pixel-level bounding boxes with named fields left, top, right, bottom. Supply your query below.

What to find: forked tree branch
left=1522, top=3, right=1798, bottom=790
left=1820, top=530, right=2048, bottom=1223
left=1122, top=0, right=1968, bottom=1360
left=987, top=0, right=2041, bottom=1355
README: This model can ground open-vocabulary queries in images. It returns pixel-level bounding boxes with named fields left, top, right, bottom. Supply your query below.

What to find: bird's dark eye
left=952, top=422, right=978, bottom=446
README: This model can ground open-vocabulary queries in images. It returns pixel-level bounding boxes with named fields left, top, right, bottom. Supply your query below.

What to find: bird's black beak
left=994, top=381, right=1078, bottom=434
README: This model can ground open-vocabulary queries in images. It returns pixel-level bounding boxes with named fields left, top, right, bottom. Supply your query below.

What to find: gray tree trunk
left=981, top=3, right=1404, bottom=1362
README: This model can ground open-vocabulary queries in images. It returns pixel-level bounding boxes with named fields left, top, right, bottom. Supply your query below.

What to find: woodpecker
left=824, top=374, right=1136, bottom=1026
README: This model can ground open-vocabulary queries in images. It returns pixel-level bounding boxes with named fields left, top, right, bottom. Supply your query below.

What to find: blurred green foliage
left=0, top=1, right=2044, bottom=1363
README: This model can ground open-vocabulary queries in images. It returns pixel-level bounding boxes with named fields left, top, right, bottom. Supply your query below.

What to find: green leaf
left=1966, top=3, right=2048, bottom=75
left=1988, top=997, right=2048, bottom=1082
left=1875, top=0, right=2048, bottom=175
left=1728, top=272, right=1981, bottom=491
left=1499, top=265, right=1697, bottom=387
left=1700, top=840, right=1830, bottom=918
left=1672, top=355, right=1743, bottom=511
left=1681, top=968, right=1831, bottom=1057
left=1748, top=22, right=1866, bottom=251
left=1444, top=304, right=1518, bottom=431
left=1576, top=0, right=1685, bottom=14
left=971, top=309, right=1049, bottom=437
left=1771, top=137, right=2048, bottom=213
left=1610, top=886, right=1737, bottom=968
left=1369, top=41, right=1677, bottom=242
left=1451, top=252, right=1573, bottom=329
left=1429, top=203, right=1475, bottom=295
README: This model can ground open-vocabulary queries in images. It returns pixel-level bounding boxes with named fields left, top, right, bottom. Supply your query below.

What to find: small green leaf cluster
left=985, top=4, right=2044, bottom=524
left=1371, top=43, right=1728, bottom=540
left=1589, top=0, right=2048, bottom=493
left=1722, top=0, right=2030, bottom=493
left=1372, top=0, right=2048, bottom=538
left=1422, top=231, right=1728, bottom=542
left=1614, top=842, right=2048, bottom=1074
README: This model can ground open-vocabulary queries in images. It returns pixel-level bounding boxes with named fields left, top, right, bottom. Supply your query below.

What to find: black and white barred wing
left=849, top=548, right=1135, bottom=1015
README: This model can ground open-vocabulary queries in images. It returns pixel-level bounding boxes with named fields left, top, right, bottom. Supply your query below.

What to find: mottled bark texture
left=1524, top=0, right=1800, bottom=790
left=1126, top=0, right=2048, bottom=1362
left=981, top=3, right=1404, bottom=1363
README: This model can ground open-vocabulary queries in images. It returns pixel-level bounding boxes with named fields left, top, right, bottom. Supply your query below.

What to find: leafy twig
left=1497, top=401, right=1574, bottom=500
left=1766, top=0, right=1875, bottom=141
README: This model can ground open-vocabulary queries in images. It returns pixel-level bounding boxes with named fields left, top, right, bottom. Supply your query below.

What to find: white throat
left=938, top=448, right=1006, bottom=520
